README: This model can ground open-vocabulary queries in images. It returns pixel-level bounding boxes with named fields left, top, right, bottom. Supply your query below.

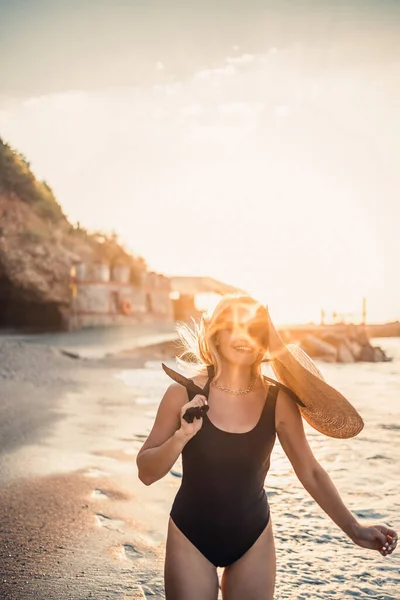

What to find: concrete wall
left=68, top=263, right=174, bottom=330
left=144, top=272, right=172, bottom=316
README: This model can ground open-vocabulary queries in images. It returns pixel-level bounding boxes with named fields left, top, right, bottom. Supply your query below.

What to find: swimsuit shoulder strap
left=202, top=364, right=214, bottom=397
left=260, top=378, right=278, bottom=415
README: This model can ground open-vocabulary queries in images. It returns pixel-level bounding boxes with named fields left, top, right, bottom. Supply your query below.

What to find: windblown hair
left=175, top=294, right=271, bottom=383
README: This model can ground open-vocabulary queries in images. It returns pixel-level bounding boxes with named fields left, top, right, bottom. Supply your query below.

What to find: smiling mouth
left=233, top=346, right=254, bottom=353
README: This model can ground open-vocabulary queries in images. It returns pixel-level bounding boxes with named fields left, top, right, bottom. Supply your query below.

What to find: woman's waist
left=179, top=469, right=267, bottom=494
left=173, top=481, right=268, bottom=513
left=171, top=487, right=270, bottom=532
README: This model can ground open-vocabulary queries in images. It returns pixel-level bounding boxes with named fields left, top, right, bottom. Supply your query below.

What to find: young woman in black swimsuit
left=136, top=295, right=397, bottom=600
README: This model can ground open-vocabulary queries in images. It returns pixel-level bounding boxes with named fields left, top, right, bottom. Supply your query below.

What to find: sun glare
left=194, top=293, right=222, bottom=313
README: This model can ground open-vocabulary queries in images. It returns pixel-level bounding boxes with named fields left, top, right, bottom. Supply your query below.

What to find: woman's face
left=214, top=305, right=268, bottom=367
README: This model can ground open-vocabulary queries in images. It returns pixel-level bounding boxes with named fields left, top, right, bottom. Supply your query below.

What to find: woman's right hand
left=178, top=394, right=208, bottom=441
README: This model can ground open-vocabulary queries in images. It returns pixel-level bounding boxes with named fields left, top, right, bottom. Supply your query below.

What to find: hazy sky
left=1, top=1, right=399, bottom=323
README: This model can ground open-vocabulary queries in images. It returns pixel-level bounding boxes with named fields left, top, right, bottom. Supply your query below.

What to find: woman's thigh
left=221, top=518, right=276, bottom=600
left=164, top=518, right=220, bottom=600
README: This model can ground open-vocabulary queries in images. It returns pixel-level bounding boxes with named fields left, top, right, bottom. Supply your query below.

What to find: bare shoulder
left=275, top=387, right=303, bottom=433
left=162, top=382, right=190, bottom=409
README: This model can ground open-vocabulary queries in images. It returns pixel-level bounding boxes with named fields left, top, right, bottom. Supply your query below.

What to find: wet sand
left=0, top=340, right=175, bottom=600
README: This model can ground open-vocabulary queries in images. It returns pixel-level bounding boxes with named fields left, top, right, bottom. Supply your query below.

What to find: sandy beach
left=1, top=335, right=399, bottom=600
left=0, top=338, right=177, bottom=600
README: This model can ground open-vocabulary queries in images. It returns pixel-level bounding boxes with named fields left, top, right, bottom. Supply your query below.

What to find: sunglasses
left=218, top=318, right=269, bottom=347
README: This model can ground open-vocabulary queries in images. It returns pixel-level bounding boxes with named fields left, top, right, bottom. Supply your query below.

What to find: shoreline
left=1, top=316, right=399, bottom=364
left=0, top=320, right=179, bottom=360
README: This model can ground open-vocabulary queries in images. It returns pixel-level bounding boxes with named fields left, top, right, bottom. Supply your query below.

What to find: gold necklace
left=212, top=374, right=257, bottom=395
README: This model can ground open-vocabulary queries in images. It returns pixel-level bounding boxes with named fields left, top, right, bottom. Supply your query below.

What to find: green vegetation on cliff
left=0, top=138, right=65, bottom=222
left=0, top=137, right=147, bottom=329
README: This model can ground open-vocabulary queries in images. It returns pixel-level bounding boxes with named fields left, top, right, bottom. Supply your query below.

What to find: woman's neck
left=214, top=363, right=256, bottom=390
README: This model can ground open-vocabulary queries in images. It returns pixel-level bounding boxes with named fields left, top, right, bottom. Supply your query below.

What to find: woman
left=136, top=295, right=397, bottom=600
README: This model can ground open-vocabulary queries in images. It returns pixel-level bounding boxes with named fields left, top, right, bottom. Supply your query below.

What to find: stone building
left=68, top=262, right=173, bottom=330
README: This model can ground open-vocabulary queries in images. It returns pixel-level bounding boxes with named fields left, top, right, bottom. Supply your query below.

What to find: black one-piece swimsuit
left=170, top=378, right=278, bottom=568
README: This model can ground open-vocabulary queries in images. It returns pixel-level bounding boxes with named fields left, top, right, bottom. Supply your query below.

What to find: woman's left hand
left=352, top=524, right=397, bottom=556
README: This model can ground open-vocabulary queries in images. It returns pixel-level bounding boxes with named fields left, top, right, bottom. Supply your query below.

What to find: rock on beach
left=295, top=329, right=392, bottom=363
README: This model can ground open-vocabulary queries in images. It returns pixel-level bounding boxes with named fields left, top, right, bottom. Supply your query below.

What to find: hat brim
left=266, top=311, right=364, bottom=439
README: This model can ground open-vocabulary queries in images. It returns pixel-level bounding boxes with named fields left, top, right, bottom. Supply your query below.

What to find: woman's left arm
left=275, top=389, right=397, bottom=557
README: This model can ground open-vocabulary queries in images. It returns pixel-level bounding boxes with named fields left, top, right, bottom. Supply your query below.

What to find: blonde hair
left=175, top=294, right=270, bottom=383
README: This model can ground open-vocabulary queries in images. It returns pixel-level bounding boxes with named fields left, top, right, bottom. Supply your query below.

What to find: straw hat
left=264, top=307, right=364, bottom=439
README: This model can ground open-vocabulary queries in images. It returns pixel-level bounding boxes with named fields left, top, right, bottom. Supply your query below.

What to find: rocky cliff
left=0, top=138, right=146, bottom=330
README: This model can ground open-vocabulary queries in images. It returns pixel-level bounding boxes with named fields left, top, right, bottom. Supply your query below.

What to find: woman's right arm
left=136, top=383, right=206, bottom=485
